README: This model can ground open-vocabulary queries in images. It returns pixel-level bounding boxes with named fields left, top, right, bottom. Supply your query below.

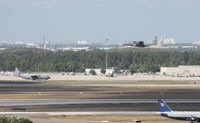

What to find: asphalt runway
left=0, top=81, right=200, bottom=94
left=1, top=80, right=200, bottom=101
left=1, top=80, right=200, bottom=111
left=0, top=80, right=199, bottom=123
left=1, top=99, right=200, bottom=106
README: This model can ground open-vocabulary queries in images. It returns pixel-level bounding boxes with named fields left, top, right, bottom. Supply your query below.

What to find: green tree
left=89, top=69, right=96, bottom=75
left=0, top=117, right=33, bottom=123
left=9, top=117, right=18, bottom=123
left=1, top=48, right=200, bottom=73
left=19, top=118, right=33, bottom=123
left=0, top=117, right=9, bottom=123
left=100, top=68, right=106, bottom=74
left=129, top=64, right=137, bottom=75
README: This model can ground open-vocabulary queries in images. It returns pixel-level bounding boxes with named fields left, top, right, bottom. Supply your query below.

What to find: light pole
left=105, top=38, right=109, bottom=70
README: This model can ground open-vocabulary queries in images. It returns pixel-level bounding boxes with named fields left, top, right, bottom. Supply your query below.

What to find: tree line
left=0, top=48, right=200, bottom=73
left=0, top=117, right=33, bottom=123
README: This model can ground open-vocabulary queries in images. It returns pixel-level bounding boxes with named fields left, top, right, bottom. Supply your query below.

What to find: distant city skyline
left=0, top=0, right=200, bottom=43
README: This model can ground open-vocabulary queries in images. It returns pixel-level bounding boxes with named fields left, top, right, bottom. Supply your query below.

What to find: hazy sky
left=0, top=0, right=200, bottom=43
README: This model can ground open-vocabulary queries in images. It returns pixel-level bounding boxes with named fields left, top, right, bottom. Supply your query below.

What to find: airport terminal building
left=161, top=65, right=200, bottom=77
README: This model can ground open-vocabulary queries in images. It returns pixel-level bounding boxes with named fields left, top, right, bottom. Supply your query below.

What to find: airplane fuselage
left=20, top=74, right=50, bottom=80
left=158, top=98, right=200, bottom=122
left=161, top=111, right=200, bottom=121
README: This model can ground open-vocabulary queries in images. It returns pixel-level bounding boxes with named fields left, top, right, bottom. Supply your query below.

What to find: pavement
left=0, top=99, right=200, bottom=106
left=0, top=111, right=156, bottom=123
left=32, top=120, right=86, bottom=123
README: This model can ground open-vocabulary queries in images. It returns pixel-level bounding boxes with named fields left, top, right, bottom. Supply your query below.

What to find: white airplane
left=14, top=67, right=50, bottom=80
left=158, top=98, right=200, bottom=123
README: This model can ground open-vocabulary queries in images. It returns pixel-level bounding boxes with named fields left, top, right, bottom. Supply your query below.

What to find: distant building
left=15, top=40, right=26, bottom=45
left=58, top=47, right=89, bottom=51
left=0, top=41, right=6, bottom=44
left=192, top=40, right=200, bottom=45
left=150, top=36, right=176, bottom=48
left=161, top=65, right=200, bottom=77
left=159, top=38, right=176, bottom=45
left=0, top=48, right=6, bottom=50
left=77, top=40, right=89, bottom=45
left=105, top=68, right=115, bottom=76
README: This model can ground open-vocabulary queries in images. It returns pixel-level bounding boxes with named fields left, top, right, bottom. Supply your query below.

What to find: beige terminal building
left=161, top=66, right=200, bottom=77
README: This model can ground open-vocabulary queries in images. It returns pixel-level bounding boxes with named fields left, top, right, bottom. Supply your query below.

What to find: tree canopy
left=0, top=117, right=33, bottom=123
left=0, top=48, right=200, bottom=73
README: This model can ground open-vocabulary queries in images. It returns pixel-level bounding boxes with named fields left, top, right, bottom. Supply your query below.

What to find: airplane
left=158, top=98, right=200, bottom=123
left=124, top=41, right=151, bottom=48
left=14, top=67, right=50, bottom=80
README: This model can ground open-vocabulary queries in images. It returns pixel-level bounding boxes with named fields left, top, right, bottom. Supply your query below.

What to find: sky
left=0, top=0, right=200, bottom=44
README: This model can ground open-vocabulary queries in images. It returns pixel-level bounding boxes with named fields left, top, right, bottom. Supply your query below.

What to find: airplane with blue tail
left=158, top=98, right=200, bottom=123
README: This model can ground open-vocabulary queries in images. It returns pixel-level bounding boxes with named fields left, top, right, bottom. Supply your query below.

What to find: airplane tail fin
left=157, top=98, right=173, bottom=112
left=14, top=67, right=21, bottom=76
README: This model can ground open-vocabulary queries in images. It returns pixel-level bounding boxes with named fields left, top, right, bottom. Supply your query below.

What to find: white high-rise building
left=192, top=40, right=200, bottom=45
left=159, top=38, right=176, bottom=45
left=15, top=40, right=26, bottom=45
left=77, top=40, right=89, bottom=45
left=151, top=36, right=176, bottom=48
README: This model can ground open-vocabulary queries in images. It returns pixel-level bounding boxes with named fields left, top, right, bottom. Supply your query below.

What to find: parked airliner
left=158, top=98, right=200, bottom=123
left=14, top=67, right=50, bottom=80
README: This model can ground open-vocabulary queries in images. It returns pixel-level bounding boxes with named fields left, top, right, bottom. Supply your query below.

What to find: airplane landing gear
left=191, top=121, right=199, bottom=123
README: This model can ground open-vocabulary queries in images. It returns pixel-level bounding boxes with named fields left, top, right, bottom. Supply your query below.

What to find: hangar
left=160, top=65, right=200, bottom=77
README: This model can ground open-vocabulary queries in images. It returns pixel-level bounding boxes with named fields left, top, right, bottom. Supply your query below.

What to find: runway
left=0, top=111, right=156, bottom=115
left=0, top=99, right=200, bottom=106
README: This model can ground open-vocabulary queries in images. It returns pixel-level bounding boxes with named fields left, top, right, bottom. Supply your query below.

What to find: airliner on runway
left=158, top=98, right=200, bottom=123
